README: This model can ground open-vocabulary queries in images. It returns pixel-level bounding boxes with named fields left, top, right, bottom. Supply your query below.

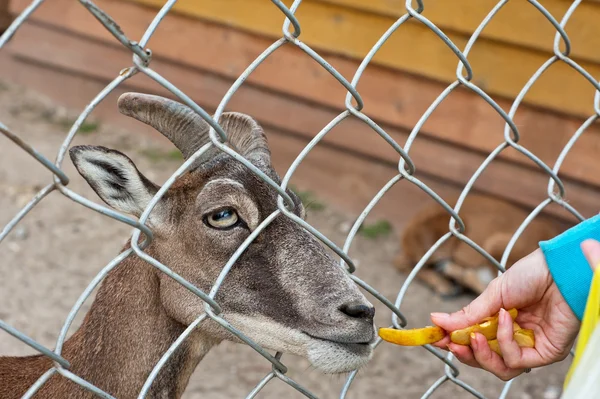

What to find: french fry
left=449, top=308, right=518, bottom=345
left=513, top=321, right=521, bottom=331
left=514, top=329, right=535, bottom=347
left=489, top=322, right=524, bottom=355
left=487, top=329, right=535, bottom=356
left=378, top=308, right=532, bottom=353
left=488, top=339, right=501, bottom=355
left=379, top=326, right=445, bottom=346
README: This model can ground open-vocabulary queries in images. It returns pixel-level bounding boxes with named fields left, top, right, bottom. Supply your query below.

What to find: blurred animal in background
left=394, top=194, right=564, bottom=298
left=0, top=0, right=12, bottom=36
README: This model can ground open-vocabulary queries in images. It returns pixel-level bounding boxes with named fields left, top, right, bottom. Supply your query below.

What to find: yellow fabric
left=564, top=265, right=600, bottom=388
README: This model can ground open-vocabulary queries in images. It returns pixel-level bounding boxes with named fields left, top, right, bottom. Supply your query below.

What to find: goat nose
left=339, top=301, right=375, bottom=321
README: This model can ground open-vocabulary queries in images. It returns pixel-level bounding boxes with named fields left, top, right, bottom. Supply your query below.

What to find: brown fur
left=0, top=252, right=210, bottom=398
left=394, top=194, right=564, bottom=297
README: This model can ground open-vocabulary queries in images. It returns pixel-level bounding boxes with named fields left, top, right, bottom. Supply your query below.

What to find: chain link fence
left=1, top=0, right=599, bottom=398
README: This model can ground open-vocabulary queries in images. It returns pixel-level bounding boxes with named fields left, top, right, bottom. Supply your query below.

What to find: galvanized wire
left=0, top=0, right=598, bottom=398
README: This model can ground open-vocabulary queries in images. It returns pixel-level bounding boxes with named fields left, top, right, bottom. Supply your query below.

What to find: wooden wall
left=3, top=0, right=600, bottom=228
left=130, top=0, right=600, bottom=118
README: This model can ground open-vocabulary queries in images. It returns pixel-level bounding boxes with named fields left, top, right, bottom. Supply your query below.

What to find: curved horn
left=117, top=93, right=208, bottom=160
left=117, top=92, right=271, bottom=165
left=217, top=112, right=270, bottom=165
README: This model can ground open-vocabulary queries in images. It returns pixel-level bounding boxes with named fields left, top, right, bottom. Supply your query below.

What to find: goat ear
left=69, top=145, right=159, bottom=217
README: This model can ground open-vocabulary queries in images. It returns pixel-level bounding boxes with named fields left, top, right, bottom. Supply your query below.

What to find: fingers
left=431, top=277, right=503, bottom=332
left=495, top=308, right=526, bottom=368
left=470, top=333, right=523, bottom=381
left=496, top=308, right=547, bottom=369
left=447, top=341, right=479, bottom=368
left=435, top=309, right=533, bottom=381
left=440, top=333, right=523, bottom=381
left=581, top=239, right=600, bottom=271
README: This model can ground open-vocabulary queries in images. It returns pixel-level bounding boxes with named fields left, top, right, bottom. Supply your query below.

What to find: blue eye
left=206, top=208, right=239, bottom=229
left=214, top=209, right=232, bottom=220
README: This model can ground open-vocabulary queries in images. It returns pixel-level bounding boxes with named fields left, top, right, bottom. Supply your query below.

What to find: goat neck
left=0, top=248, right=218, bottom=399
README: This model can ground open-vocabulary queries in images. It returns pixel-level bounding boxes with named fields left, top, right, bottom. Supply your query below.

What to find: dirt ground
left=0, top=82, right=570, bottom=398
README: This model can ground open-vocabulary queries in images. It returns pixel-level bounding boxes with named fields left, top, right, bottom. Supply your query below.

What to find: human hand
left=429, top=241, right=600, bottom=381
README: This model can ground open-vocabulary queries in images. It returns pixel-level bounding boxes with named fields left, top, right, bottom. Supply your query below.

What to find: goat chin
left=223, top=313, right=374, bottom=374
left=307, top=340, right=373, bottom=374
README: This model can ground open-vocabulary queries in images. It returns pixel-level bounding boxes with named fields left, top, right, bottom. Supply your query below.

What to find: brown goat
left=394, top=194, right=563, bottom=297
left=0, top=93, right=376, bottom=398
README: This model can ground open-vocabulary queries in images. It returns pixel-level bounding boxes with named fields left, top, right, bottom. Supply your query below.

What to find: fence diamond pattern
left=1, top=0, right=599, bottom=398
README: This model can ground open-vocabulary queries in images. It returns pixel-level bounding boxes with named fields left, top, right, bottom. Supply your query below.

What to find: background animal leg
left=416, top=268, right=463, bottom=299
left=438, top=261, right=496, bottom=295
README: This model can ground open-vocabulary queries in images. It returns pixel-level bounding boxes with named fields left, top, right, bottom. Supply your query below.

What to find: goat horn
left=117, top=93, right=207, bottom=160
left=216, top=111, right=271, bottom=165
left=117, top=93, right=270, bottom=165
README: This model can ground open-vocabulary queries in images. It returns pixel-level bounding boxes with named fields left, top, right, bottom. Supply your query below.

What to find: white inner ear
left=76, top=150, right=154, bottom=216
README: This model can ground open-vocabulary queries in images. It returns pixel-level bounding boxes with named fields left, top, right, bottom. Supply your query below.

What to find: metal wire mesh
left=0, top=0, right=598, bottom=398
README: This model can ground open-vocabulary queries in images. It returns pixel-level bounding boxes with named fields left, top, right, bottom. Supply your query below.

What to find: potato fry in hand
left=513, top=321, right=521, bottom=330
left=488, top=339, right=501, bottom=355
left=514, top=329, right=535, bottom=347
left=449, top=308, right=518, bottom=345
left=488, top=329, right=535, bottom=356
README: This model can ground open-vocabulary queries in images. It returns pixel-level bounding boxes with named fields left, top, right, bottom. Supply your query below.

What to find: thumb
left=581, top=239, right=600, bottom=271
left=431, top=277, right=503, bottom=331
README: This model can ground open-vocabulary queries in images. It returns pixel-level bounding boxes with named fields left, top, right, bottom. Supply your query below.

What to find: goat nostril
left=339, top=301, right=375, bottom=320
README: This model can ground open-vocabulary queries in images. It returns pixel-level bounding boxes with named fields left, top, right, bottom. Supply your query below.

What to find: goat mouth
left=303, top=332, right=373, bottom=351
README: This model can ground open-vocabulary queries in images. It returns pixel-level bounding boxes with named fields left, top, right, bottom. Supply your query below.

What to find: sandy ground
left=0, top=82, right=570, bottom=398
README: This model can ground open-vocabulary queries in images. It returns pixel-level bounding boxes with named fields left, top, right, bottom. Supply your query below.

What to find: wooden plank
left=3, top=22, right=596, bottom=223
left=119, top=0, right=600, bottom=118
left=9, top=0, right=600, bottom=190
left=317, top=0, right=600, bottom=65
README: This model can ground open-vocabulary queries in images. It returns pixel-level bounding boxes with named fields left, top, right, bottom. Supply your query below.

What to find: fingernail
left=470, top=333, right=478, bottom=350
left=446, top=344, right=455, bottom=353
left=431, top=312, right=449, bottom=320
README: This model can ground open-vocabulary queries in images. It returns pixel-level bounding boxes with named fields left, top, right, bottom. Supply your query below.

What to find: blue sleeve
left=539, top=214, right=600, bottom=321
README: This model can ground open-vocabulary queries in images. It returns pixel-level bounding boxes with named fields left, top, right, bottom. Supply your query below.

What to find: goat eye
left=206, top=208, right=239, bottom=229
